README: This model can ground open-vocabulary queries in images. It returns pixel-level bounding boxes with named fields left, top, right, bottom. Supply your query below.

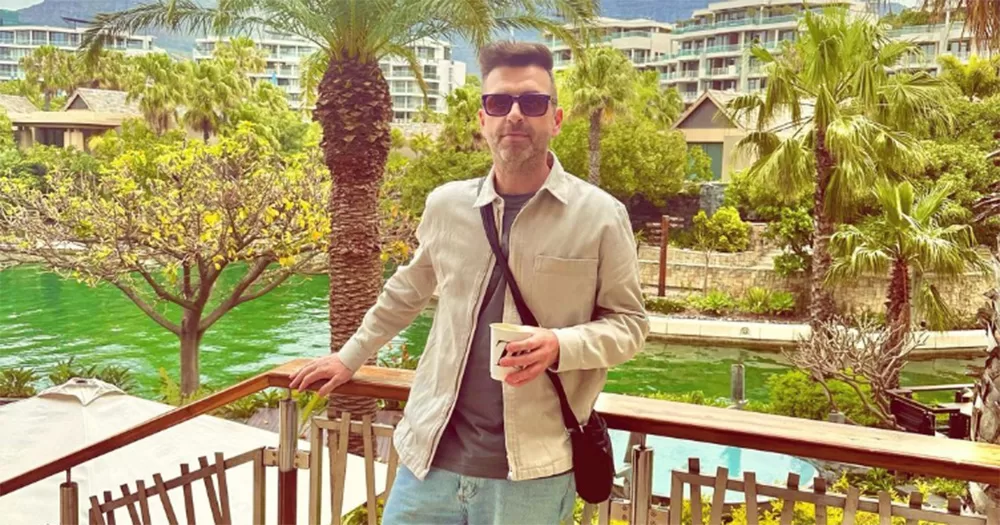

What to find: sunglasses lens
left=484, top=94, right=513, bottom=116
left=519, top=94, right=550, bottom=116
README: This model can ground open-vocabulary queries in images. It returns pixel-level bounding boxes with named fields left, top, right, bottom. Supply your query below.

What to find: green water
left=0, top=266, right=978, bottom=399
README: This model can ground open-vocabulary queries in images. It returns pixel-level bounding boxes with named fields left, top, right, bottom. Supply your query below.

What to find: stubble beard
left=491, top=134, right=549, bottom=176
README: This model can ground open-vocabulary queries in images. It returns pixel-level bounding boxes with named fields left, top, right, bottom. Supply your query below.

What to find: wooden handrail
left=5, top=359, right=1000, bottom=498
left=0, top=359, right=403, bottom=497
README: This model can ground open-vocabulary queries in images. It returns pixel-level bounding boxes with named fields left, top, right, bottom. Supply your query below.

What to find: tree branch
left=133, top=259, right=197, bottom=310
left=113, top=282, right=181, bottom=336
left=198, top=257, right=272, bottom=332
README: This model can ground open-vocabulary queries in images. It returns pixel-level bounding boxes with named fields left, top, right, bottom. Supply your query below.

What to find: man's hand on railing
left=289, top=354, right=355, bottom=396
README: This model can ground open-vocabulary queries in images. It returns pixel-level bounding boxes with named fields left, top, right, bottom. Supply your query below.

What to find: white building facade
left=0, top=25, right=155, bottom=82
left=655, top=0, right=869, bottom=103
left=193, top=36, right=466, bottom=122
left=545, top=17, right=674, bottom=70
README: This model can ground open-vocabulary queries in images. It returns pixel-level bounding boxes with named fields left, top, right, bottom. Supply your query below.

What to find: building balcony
left=888, top=24, right=949, bottom=37
left=705, top=65, right=742, bottom=77
left=674, top=14, right=800, bottom=34
left=704, top=44, right=741, bottom=55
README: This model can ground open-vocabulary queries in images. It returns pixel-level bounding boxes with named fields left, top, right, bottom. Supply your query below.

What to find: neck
left=492, top=151, right=552, bottom=195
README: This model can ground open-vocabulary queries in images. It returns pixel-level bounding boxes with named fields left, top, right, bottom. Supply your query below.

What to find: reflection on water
left=0, top=266, right=980, bottom=397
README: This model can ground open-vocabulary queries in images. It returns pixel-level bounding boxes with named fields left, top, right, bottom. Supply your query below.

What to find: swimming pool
left=609, top=430, right=817, bottom=502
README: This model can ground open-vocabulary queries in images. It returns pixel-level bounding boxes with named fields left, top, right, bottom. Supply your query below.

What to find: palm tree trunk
left=884, top=258, right=910, bottom=390
left=314, top=54, right=392, bottom=454
left=810, top=133, right=838, bottom=333
left=587, top=108, right=603, bottom=186
left=971, top=268, right=1000, bottom=513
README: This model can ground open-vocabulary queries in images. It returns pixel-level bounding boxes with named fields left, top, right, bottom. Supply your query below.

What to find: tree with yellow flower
left=0, top=123, right=330, bottom=395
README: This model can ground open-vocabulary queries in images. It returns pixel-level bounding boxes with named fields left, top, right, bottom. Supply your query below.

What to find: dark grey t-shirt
left=431, top=191, right=534, bottom=479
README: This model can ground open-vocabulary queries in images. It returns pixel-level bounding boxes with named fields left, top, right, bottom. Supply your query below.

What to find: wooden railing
left=6, top=360, right=1000, bottom=524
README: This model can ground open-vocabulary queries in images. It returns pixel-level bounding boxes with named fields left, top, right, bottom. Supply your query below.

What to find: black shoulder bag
left=480, top=204, right=615, bottom=504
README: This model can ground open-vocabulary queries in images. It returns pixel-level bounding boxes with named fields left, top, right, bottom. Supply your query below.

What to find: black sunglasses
left=481, top=93, right=553, bottom=117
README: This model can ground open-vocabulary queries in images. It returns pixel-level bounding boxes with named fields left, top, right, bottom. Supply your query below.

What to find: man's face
left=479, top=65, right=563, bottom=165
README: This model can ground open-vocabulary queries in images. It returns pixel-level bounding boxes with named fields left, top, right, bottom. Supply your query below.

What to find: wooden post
left=278, top=396, right=298, bottom=525
left=60, top=470, right=78, bottom=525
left=658, top=215, right=669, bottom=297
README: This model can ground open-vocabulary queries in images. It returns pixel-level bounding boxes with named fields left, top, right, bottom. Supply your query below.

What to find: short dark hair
left=478, top=41, right=557, bottom=102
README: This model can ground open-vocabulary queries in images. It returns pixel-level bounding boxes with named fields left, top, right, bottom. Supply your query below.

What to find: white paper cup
left=490, top=322, right=535, bottom=381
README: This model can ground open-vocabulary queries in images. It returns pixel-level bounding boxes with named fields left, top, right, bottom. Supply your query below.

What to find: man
left=290, top=41, right=648, bottom=524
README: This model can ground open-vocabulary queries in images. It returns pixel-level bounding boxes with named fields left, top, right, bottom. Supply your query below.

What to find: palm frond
left=740, top=135, right=815, bottom=199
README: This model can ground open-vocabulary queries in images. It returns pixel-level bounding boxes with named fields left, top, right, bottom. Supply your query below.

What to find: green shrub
left=692, top=206, right=752, bottom=253
left=688, top=290, right=736, bottom=315
left=739, top=287, right=773, bottom=315
left=0, top=367, right=38, bottom=398
left=767, top=370, right=879, bottom=426
left=47, top=358, right=137, bottom=392
left=644, top=296, right=687, bottom=315
left=766, top=290, right=797, bottom=316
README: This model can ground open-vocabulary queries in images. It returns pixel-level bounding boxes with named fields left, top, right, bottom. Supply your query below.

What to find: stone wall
left=639, top=245, right=996, bottom=320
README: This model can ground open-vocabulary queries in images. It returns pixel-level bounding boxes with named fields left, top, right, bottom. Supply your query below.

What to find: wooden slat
left=90, top=496, right=108, bottom=525
left=180, top=464, right=196, bottom=525
left=152, top=473, right=179, bottom=525
left=135, top=481, right=151, bottom=525
left=252, top=450, right=265, bottom=525
left=197, top=457, right=224, bottom=524
left=118, top=485, right=142, bottom=525
left=842, top=486, right=860, bottom=525
left=814, top=477, right=828, bottom=525
left=94, top=453, right=256, bottom=517
left=689, top=459, right=703, bottom=525
left=673, top=471, right=988, bottom=525
left=708, top=467, right=728, bottom=525
left=907, top=491, right=923, bottom=525
left=362, top=415, right=378, bottom=525
left=213, top=453, right=232, bottom=525
left=669, top=470, right=683, bottom=525
left=744, top=472, right=758, bottom=525
left=309, top=422, right=324, bottom=525
left=329, top=414, right=352, bottom=525
left=103, top=490, right=117, bottom=525
left=949, top=496, right=963, bottom=515
left=878, top=491, right=892, bottom=525
left=779, top=472, right=798, bottom=525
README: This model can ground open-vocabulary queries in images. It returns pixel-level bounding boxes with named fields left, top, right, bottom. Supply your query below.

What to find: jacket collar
left=474, top=151, right=571, bottom=208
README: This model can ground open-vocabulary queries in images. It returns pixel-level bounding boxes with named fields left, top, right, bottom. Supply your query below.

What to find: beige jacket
left=338, top=152, right=649, bottom=481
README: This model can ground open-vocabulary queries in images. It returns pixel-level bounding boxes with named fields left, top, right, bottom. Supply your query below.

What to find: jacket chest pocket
left=529, top=255, right=599, bottom=324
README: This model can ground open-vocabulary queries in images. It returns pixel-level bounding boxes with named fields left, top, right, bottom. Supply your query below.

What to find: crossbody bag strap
left=479, top=204, right=582, bottom=433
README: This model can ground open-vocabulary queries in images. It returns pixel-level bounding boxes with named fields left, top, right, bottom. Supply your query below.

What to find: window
left=32, top=31, right=47, bottom=44
left=128, top=39, right=143, bottom=49
left=444, top=47, right=451, bottom=60
left=423, top=65, right=438, bottom=79
left=392, top=66, right=411, bottom=77
left=0, top=31, right=12, bottom=44
left=15, top=31, right=30, bottom=45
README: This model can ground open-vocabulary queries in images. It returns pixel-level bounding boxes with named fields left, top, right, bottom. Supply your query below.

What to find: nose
left=505, top=101, right=524, bottom=124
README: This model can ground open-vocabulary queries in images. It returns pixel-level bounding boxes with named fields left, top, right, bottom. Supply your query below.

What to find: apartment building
left=886, top=12, right=981, bottom=75
left=655, top=0, right=870, bottom=103
left=544, top=17, right=674, bottom=70
left=0, top=24, right=156, bottom=82
left=193, top=36, right=466, bottom=122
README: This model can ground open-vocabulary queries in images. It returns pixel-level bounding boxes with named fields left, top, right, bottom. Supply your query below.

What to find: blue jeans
left=382, top=465, right=577, bottom=525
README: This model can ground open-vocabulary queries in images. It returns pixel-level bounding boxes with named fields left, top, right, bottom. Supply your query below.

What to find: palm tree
left=828, top=181, right=987, bottom=376
left=633, top=70, right=683, bottom=128
left=128, top=53, right=185, bottom=134
left=180, top=60, right=243, bottom=141
left=211, top=36, right=267, bottom=76
left=564, top=45, right=635, bottom=185
left=926, top=0, right=999, bottom=50
left=937, top=53, right=1000, bottom=101
left=19, top=45, right=75, bottom=110
left=83, top=0, right=596, bottom=445
left=727, top=8, right=952, bottom=332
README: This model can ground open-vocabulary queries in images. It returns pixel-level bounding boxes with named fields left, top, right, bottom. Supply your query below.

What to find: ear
left=552, top=106, right=564, bottom=136
left=478, top=108, right=487, bottom=129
